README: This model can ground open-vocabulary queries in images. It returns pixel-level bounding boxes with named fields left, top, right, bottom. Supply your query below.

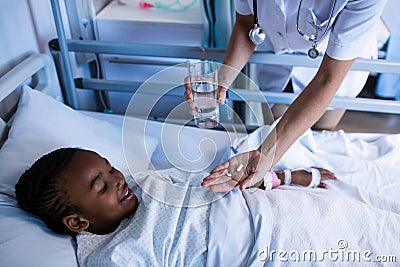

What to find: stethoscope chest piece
left=249, top=0, right=266, bottom=45
left=308, top=47, right=319, bottom=59
left=297, top=0, right=337, bottom=58
left=249, top=25, right=266, bottom=45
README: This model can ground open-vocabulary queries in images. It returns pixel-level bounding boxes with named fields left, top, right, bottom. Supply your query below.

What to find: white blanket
left=250, top=183, right=399, bottom=266
left=78, top=127, right=400, bottom=266
left=207, top=127, right=400, bottom=266
left=279, top=129, right=400, bottom=203
left=207, top=183, right=400, bottom=266
left=238, top=126, right=400, bottom=202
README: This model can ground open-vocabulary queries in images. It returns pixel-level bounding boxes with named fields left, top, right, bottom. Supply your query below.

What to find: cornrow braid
left=15, top=147, right=82, bottom=235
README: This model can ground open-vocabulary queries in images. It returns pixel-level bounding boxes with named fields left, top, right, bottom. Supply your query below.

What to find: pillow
left=0, top=86, right=159, bottom=267
left=0, top=194, right=79, bottom=267
left=0, top=85, right=159, bottom=197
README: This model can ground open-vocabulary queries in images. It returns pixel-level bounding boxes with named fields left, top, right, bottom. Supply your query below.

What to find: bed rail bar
left=67, top=40, right=400, bottom=74
left=76, top=77, right=400, bottom=114
left=0, top=54, right=62, bottom=103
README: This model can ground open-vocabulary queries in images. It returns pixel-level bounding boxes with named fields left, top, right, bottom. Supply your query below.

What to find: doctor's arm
left=184, top=13, right=255, bottom=104
left=260, top=54, right=355, bottom=166
left=202, top=54, right=355, bottom=192
left=216, top=12, right=256, bottom=103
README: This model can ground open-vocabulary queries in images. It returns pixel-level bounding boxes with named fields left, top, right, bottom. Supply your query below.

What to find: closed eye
left=98, top=183, right=107, bottom=195
left=104, top=158, right=115, bottom=174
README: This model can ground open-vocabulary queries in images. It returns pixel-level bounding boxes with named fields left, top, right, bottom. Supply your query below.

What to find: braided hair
left=15, top=147, right=82, bottom=235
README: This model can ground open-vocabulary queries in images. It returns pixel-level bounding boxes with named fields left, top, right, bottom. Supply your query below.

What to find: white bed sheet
left=237, top=123, right=400, bottom=202
left=208, top=126, right=400, bottom=266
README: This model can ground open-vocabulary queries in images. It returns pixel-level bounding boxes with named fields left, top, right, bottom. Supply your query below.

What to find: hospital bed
left=1, top=52, right=400, bottom=266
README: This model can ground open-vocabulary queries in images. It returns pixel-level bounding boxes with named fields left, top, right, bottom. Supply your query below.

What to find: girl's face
left=58, top=150, right=138, bottom=234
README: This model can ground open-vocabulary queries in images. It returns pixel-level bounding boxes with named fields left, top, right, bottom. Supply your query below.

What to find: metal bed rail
left=67, top=39, right=400, bottom=74
left=50, top=0, right=400, bottom=114
left=76, top=77, right=400, bottom=114
left=0, top=54, right=62, bottom=103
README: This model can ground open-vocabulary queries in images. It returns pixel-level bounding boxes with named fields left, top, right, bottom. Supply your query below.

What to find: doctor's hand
left=183, top=76, right=228, bottom=115
left=201, top=149, right=270, bottom=192
left=183, top=76, right=195, bottom=115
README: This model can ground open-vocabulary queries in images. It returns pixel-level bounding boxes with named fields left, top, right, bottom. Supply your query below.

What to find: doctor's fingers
left=202, top=175, right=239, bottom=192
left=184, top=76, right=193, bottom=100
left=209, top=161, right=230, bottom=174
left=184, top=76, right=195, bottom=115
left=203, top=167, right=237, bottom=183
left=209, top=152, right=249, bottom=174
left=201, top=173, right=235, bottom=188
left=216, top=85, right=228, bottom=104
left=203, top=165, right=244, bottom=181
left=204, top=170, right=261, bottom=192
left=185, top=97, right=195, bottom=115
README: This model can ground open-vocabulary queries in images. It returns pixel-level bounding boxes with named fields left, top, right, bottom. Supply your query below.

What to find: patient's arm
left=276, top=168, right=336, bottom=189
left=256, top=167, right=336, bottom=190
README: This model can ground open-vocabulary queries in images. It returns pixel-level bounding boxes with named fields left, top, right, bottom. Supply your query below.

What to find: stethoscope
left=249, top=0, right=337, bottom=59
left=248, top=0, right=266, bottom=45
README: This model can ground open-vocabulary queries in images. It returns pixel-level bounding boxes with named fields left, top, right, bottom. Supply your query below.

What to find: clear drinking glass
left=188, top=61, right=219, bottom=128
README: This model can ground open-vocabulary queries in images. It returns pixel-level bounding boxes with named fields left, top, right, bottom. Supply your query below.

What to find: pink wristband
left=264, top=169, right=281, bottom=190
left=270, top=169, right=281, bottom=188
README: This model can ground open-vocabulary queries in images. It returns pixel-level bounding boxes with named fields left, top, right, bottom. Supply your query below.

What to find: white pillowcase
left=0, top=85, right=158, bottom=197
left=0, top=194, right=79, bottom=267
left=0, top=86, right=159, bottom=267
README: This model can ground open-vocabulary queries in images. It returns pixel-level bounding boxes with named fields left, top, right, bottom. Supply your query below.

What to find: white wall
left=26, top=0, right=58, bottom=54
left=0, top=0, right=81, bottom=77
left=0, top=0, right=96, bottom=110
left=0, top=0, right=38, bottom=76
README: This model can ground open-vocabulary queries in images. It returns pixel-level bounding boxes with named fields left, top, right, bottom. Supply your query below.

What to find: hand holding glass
left=188, top=61, right=219, bottom=128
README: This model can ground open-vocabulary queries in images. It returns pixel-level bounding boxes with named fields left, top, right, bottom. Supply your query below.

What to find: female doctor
left=185, top=0, right=387, bottom=192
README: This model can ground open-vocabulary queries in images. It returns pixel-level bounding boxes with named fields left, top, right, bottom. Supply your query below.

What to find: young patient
left=15, top=148, right=336, bottom=265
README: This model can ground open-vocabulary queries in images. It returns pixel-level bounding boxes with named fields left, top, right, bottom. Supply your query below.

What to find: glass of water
left=188, top=61, right=219, bottom=128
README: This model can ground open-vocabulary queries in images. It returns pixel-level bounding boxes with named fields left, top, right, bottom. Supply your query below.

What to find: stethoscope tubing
left=253, top=0, right=259, bottom=26
left=249, top=0, right=338, bottom=43
left=296, top=0, right=337, bottom=43
left=249, top=0, right=338, bottom=58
